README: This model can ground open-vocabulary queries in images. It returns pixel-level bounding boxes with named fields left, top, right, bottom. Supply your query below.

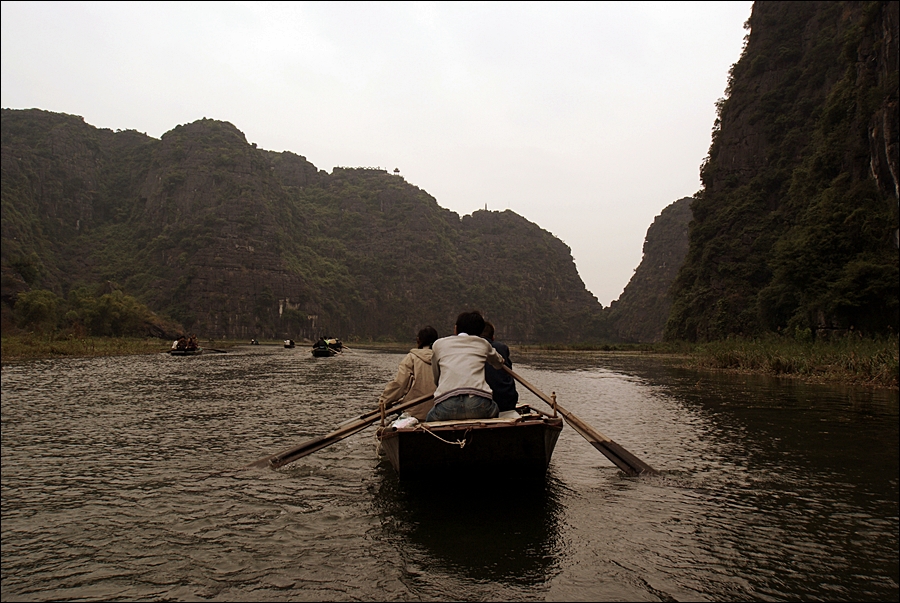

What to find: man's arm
left=485, top=345, right=505, bottom=369
left=493, top=341, right=512, bottom=367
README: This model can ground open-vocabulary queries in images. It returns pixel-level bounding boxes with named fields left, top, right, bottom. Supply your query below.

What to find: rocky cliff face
left=667, top=1, right=899, bottom=340
left=706, top=1, right=898, bottom=199
left=605, top=197, right=692, bottom=343
left=1, top=109, right=606, bottom=343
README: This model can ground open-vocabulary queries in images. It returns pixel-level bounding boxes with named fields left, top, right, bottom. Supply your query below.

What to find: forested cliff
left=666, top=0, right=899, bottom=340
left=1, top=110, right=604, bottom=342
left=605, top=197, right=693, bottom=343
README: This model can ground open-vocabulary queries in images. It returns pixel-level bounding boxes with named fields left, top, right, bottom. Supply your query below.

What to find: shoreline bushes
left=524, top=333, right=898, bottom=388
left=6, top=285, right=182, bottom=339
left=685, top=333, right=898, bottom=388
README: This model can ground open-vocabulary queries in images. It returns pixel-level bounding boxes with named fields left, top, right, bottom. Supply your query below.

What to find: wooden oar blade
left=558, top=409, right=640, bottom=475
left=244, top=456, right=276, bottom=469
left=588, top=439, right=656, bottom=476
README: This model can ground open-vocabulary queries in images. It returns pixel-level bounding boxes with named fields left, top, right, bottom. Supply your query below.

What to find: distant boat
left=284, top=339, right=296, bottom=348
left=250, top=339, right=259, bottom=345
left=170, top=336, right=201, bottom=355
left=311, top=337, right=343, bottom=357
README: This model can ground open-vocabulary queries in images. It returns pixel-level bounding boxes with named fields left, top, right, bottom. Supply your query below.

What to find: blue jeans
left=425, top=394, right=499, bottom=422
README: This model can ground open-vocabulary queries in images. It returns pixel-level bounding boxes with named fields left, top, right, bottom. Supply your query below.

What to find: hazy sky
left=2, top=1, right=753, bottom=306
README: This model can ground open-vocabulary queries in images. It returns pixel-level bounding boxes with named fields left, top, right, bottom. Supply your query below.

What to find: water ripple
left=2, top=347, right=897, bottom=601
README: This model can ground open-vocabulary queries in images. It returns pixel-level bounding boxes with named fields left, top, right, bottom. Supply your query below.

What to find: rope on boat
left=418, top=425, right=471, bottom=449
left=373, top=422, right=472, bottom=457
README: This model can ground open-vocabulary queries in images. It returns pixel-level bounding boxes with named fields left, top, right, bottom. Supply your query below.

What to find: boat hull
left=378, top=412, right=563, bottom=478
left=311, top=347, right=336, bottom=357
left=169, top=348, right=202, bottom=356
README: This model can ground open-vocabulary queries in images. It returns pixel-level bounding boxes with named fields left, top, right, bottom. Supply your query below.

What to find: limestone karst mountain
left=666, top=0, right=899, bottom=340
left=605, top=197, right=693, bottom=343
left=1, top=109, right=605, bottom=342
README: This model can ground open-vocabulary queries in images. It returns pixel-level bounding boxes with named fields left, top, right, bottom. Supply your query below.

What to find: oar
left=502, top=366, right=657, bottom=476
left=243, top=393, right=434, bottom=470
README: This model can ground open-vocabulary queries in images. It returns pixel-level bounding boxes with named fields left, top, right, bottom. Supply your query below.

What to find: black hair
left=417, top=326, right=439, bottom=348
left=456, top=310, right=485, bottom=337
left=481, top=321, right=495, bottom=340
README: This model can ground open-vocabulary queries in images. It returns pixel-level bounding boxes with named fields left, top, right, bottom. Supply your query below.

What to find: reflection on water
left=373, top=469, right=562, bottom=587
left=2, top=346, right=897, bottom=601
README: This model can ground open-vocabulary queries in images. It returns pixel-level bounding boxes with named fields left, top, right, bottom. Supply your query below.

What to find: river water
left=1, top=345, right=897, bottom=601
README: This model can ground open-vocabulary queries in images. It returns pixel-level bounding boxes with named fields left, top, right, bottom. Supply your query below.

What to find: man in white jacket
left=426, top=310, right=506, bottom=422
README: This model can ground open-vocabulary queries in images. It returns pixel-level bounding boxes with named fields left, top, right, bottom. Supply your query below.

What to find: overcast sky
left=2, top=1, right=753, bottom=306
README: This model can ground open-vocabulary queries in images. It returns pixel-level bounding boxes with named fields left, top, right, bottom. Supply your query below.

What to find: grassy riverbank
left=529, top=335, right=899, bottom=389
left=5, top=333, right=896, bottom=389
left=0, top=334, right=236, bottom=363
left=682, top=335, right=898, bottom=388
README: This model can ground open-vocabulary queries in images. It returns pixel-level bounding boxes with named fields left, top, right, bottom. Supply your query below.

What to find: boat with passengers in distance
left=311, top=337, right=343, bottom=357
left=376, top=405, right=563, bottom=478
left=284, top=339, right=296, bottom=348
left=169, top=334, right=202, bottom=356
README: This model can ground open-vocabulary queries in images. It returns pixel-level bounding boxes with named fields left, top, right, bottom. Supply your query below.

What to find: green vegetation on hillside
left=4, top=285, right=181, bottom=339
left=1, top=111, right=607, bottom=344
left=667, top=1, right=899, bottom=341
left=4, top=2, right=895, bottom=349
left=605, top=197, right=693, bottom=342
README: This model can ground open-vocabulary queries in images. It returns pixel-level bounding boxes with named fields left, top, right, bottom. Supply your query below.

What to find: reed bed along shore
left=2, top=335, right=169, bottom=362
left=527, top=335, right=898, bottom=389
left=0, top=334, right=234, bottom=363
left=683, top=335, right=898, bottom=388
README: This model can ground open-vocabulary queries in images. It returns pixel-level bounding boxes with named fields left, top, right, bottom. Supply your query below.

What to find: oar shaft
left=244, top=393, right=434, bottom=470
left=509, top=368, right=555, bottom=405
left=507, top=367, right=611, bottom=441
left=271, top=430, right=356, bottom=468
left=502, top=365, right=657, bottom=476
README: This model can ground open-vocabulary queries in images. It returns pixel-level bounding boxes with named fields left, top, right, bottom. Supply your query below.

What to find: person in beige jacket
left=377, top=326, right=440, bottom=421
left=426, top=310, right=506, bottom=422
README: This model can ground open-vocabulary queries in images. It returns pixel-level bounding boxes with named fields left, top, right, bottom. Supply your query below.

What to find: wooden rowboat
left=376, top=406, right=563, bottom=478
left=311, top=338, right=342, bottom=357
left=169, top=347, right=202, bottom=356
left=246, top=372, right=655, bottom=478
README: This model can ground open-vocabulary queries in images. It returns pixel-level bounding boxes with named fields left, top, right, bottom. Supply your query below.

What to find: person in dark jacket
left=481, top=321, right=518, bottom=412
